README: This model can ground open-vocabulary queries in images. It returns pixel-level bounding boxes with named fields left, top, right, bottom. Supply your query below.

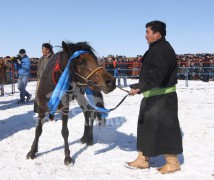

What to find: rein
left=108, top=86, right=130, bottom=111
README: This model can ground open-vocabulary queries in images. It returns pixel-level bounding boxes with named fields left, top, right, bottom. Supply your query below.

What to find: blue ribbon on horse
left=48, top=50, right=88, bottom=115
left=48, top=50, right=110, bottom=118
left=85, top=87, right=110, bottom=118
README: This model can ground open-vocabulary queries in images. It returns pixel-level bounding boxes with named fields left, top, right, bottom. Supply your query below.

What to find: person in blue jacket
left=14, top=49, right=32, bottom=103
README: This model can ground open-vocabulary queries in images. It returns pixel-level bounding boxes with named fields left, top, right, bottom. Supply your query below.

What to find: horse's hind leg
left=61, top=109, right=72, bottom=165
left=26, top=113, right=45, bottom=159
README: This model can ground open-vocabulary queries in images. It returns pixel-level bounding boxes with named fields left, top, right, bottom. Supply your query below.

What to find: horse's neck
left=59, top=53, right=69, bottom=71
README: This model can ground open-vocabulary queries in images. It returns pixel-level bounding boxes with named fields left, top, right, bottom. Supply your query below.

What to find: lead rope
left=108, top=86, right=130, bottom=112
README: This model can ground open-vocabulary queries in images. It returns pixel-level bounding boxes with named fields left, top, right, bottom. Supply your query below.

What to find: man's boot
left=158, top=154, right=181, bottom=174
left=124, top=151, right=149, bottom=169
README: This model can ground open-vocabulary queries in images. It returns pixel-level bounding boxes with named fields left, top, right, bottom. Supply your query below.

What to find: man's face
left=145, top=26, right=161, bottom=44
left=42, top=47, right=50, bottom=56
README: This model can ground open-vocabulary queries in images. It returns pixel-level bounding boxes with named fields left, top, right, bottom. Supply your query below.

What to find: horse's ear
left=62, top=41, right=69, bottom=54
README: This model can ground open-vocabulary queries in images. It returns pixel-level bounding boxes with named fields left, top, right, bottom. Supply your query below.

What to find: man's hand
left=17, top=59, right=21, bottom=64
left=129, top=88, right=141, bottom=96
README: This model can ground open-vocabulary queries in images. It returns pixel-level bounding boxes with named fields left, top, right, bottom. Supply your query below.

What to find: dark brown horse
left=26, top=41, right=116, bottom=165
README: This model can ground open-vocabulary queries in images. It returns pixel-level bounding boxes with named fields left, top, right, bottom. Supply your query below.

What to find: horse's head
left=61, top=41, right=116, bottom=93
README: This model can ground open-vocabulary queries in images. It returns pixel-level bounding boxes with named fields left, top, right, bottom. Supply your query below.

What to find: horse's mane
left=54, top=41, right=98, bottom=80
left=62, top=41, right=96, bottom=58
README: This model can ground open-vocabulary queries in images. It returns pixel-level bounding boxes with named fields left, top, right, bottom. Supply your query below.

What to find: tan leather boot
left=125, top=152, right=150, bottom=169
left=158, top=154, right=181, bottom=174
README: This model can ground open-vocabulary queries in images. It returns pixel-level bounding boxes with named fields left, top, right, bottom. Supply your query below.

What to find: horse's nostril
left=105, top=80, right=115, bottom=87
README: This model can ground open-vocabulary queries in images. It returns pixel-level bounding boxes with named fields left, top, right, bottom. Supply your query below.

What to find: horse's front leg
left=26, top=113, right=45, bottom=159
left=93, top=91, right=106, bottom=126
left=81, top=111, right=95, bottom=146
left=61, top=108, right=72, bottom=165
left=81, top=90, right=106, bottom=145
left=75, top=89, right=95, bottom=145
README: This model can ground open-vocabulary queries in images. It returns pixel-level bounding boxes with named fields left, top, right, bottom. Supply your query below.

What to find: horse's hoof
left=86, top=141, right=94, bottom=146
left=80, top=136, right=87, bottom=144
left=26, top=151, right=36, bottom=159
left=64, top=157, right=73, bottom=166
left=80, top=137, right=93, bottom=146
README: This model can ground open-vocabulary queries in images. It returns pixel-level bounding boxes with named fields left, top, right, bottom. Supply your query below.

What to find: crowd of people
left=0, top=56, right=39, bottom=83
left=176, top=53, right=214, bottom=80
left=98, top=53, right=214, bottom=83
left=0, top=52, right=213, bottom=87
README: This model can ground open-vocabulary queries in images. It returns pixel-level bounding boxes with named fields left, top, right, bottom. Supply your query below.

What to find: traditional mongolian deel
left=131, top=38, right=183, bottom=157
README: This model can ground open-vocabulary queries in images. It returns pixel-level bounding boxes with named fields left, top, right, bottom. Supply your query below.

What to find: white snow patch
left=0, top=80, right=214, bottom=180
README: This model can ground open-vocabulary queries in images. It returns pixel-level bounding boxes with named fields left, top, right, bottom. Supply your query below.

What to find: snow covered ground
left=0, top=80, right=214, bottom=180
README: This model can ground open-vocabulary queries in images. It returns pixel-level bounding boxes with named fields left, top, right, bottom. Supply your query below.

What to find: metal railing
left=2, top=62, right=214, bottom=93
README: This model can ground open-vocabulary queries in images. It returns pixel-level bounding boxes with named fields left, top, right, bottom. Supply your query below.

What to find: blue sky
left=1, top=0, right=214, bottom=57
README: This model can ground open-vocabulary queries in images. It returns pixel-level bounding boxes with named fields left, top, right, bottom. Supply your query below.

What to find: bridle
left=55, top=52, right=105, bottom=89
left=75, top=66, right=104, bottom=88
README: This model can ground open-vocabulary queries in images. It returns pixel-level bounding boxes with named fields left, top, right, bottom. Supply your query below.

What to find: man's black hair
left=19, top=49, right=26, bottom=54
left=42, top=43, right=53, bottom=52
left=146, top=20, right=166, bottom=37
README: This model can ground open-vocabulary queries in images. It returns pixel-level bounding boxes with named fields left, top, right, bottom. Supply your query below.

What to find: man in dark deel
left=125, top=20, right=183, bottom=174
left=34, top=43, right=54, bottom=113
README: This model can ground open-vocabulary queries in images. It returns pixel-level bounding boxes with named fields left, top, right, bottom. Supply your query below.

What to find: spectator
left=202, top=58, right=210, bottom=82
left=14, top=49, right=32, bottom=104
left=112, top=58, right=117, bottom=78
left=0, top=57, right=8, bottom=95
left=197, top=59, right=204, bottom=80
left=37, top=43, right=54, bottom=79
left=117, top=58, right=128, bottom=87
left=34, top=43, right=54, bottom=113
left=132, top=58, right=140, bottom=78
left=4, top=56, right=12, bottom=83
left=209, top=60, right=214, bottom=80
left=105, top=58, right=114, bottom=76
